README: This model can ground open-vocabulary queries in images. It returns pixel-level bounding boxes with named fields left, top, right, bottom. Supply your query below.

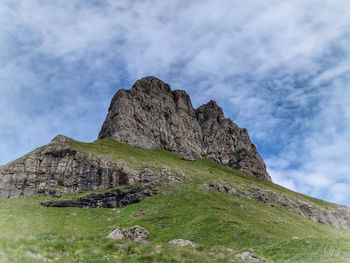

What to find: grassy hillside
left=0, top=138, right=349, bottom=262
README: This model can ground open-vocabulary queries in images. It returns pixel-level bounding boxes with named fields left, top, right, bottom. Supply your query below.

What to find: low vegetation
left=0, top=139, right=349, bottom=262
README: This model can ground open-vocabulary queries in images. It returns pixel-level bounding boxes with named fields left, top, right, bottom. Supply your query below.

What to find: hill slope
left=0, top=138, right=349, bottom=263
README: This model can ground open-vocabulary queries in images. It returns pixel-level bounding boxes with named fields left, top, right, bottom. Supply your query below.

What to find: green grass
left=0, top=138, right=349, bottom=262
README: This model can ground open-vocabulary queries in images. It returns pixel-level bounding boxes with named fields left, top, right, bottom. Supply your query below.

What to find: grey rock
left=98, top=76, right=203, bottom=161
left=235, top=251, right=264, bottom=263
left=250, top=187, right=269, bottom=203
left=203, top=182, right=243, bottom=197
left=107, top=228, right=125, bottom=240
left=197, top=100, right=271, bottom=181
left=0, top=136, right=182, bottom=199
left=204, top=182, right=350, bottom=228
left=0, top=136, right=137, bottom=198
left=124, top=226, right=149, bottom=242
left=107, top=226, right=149, bottom=242
left=99, top=76, right=271, bottom=181
left=168, top=239, right=198, bottom=247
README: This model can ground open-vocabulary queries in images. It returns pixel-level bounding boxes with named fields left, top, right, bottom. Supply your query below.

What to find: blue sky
left=1, top=0, right=350, bottom=205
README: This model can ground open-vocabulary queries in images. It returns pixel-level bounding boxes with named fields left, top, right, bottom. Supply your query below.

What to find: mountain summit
left=1, top=76, right=350, bottom=262
left=99, top=76, right=271, bottom=181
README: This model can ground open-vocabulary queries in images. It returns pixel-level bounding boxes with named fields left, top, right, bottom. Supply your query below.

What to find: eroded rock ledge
left=204, top=182, right=350, bottom=228
left=0, top=135, right=184, bottom=199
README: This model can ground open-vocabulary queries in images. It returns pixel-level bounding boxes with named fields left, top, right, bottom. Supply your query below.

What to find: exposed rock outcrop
left=197, top=101, right=270, bottom=180
left=204, top=182, right=350, bottom=228
left=0, top=136, right=136, bottom=198
left=203, top=182, right=244, bottom=197
left=99, top=76, right=270, bottom=181
left=0, top=135, right=183, bottom=199
left=98, top=77, right=203, bottom=160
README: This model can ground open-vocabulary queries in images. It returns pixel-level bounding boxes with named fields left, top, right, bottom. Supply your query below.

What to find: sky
left=1, top=0, right=350, bottom=205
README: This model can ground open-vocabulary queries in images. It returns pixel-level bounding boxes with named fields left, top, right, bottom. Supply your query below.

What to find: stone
left=196, top=101, right=271, bottom=181
left=124, top=226, right=149, bottom=242
left=133, top=209, right=146, bottom=217
left=99, top=76, right=271, bottom=181
left=107, top=226, right=149, bottom=242
left=107, top=228, right=125, bottom=240
left=250, top=187, right=269, bottom=203
left=168, top=239, right=198, bottom=248
left=234, top=251, right=264, bottom=262
left=203, top=182, right=243, bottom=197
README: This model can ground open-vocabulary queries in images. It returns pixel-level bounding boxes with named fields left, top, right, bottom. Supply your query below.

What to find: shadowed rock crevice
left=41, top=186, right=156, bottom=208
left=99, top=76, right=271, bottom=181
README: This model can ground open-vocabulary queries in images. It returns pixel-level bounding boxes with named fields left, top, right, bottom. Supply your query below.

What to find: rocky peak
left=99, top=76, right=271, bottom=181
left=131, top=76, right=172, bottom=97
left=98, top=76, right=203, bottom=160
left=196, top=100, right=225, bottom=122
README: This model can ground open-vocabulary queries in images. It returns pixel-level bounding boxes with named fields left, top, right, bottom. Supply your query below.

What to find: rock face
left=0, top=136, right=136, bottom=198
left=0, top=135, right=182, bottom=199
left=197, top=101, right=269, bottom=180
left=99, top=77, right=203, bottom=160
left=99, top=76, right=271, bottom=181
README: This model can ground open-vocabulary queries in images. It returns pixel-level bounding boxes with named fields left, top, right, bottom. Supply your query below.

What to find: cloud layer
left=1, top=0, right=350, bottom=205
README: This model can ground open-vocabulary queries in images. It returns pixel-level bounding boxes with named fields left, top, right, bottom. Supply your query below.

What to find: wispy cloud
left=1, top=0, right=350, bottom=204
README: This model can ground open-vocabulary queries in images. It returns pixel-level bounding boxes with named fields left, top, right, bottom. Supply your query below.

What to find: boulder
left=234, top=251, right=264, bottom=263
left=107, top=226, right=149, bottom=242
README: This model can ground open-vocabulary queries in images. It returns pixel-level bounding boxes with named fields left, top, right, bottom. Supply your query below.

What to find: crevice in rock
left=41, top=186, right=156, bottom=208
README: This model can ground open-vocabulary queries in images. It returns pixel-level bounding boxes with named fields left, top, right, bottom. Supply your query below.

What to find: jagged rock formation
left=99, top=76, right=271, bottom=181
left=0, top=135, right=183, bottom=199
left=99, top=77, right=203, bottom=160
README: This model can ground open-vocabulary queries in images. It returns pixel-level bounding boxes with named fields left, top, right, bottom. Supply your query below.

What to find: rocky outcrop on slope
left=197, top=101, right=270, bottom=180
left=0, top=136, right=135, bottom=198
left=99, top=76, right=271, bottom=181
left=0, top=135, right=183, bottom=199
left=204, top=182, right=350, bottom=228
